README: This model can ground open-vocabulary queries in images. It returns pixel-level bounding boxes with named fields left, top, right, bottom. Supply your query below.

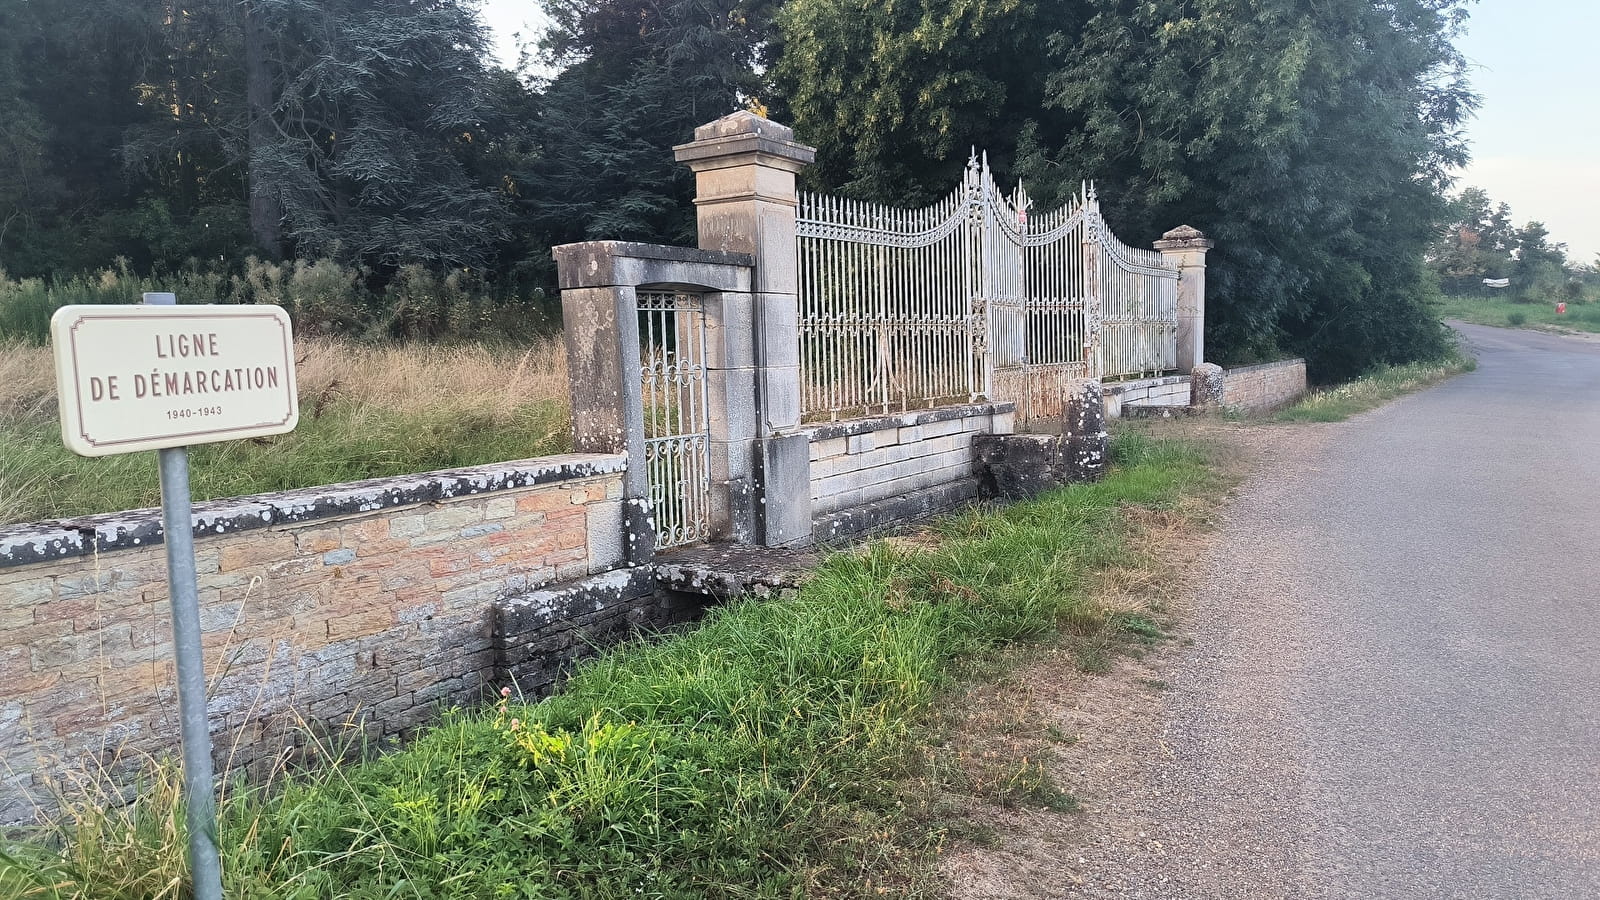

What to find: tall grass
left=0, top=338, right=572, bottom=523
left=0, top=434, right=1213, bottom=899
left=1274, top=351, right=1475, bottom=422
left=0, top=259, right=554, bottom=345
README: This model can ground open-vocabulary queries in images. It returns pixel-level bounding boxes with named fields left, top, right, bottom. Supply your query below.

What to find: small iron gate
left=796, top=156, right=1179, bottom=423
left=637, top=290, right=712, bottom=549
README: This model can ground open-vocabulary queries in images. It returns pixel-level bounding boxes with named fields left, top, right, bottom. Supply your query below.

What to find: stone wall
left=1222, top=358, right=1307, bottom=413
left=1102, top=375, right=1191, bottom=417
left=805, top=403, right=1014, bottom=542
left=0, top=454, right=627, bottom=823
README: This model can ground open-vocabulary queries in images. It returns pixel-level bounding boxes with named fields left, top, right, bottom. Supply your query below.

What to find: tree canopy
left=779, top=0, right=1478, bottom=379
left=0, top=0, right=1496, bottom=375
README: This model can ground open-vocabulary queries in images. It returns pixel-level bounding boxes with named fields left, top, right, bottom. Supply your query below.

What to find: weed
left=1075, top=646, right=1112, bottom=674
left=944, top=820, right=1001, bottom=848
left=1274, top=349, right=1474, bottom=423
left=4, top=437, right=1213, bottom=897
left=1114, top=613, right=1166, bottom=644
left=1507, top=311, right=1527, bottom=327
left=1032, top=785, right=1082, bottom=814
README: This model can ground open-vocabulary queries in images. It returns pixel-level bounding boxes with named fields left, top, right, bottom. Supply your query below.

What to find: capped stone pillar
left=674, top=112, right=817, bottom=547
left=1154, top=225, right=1215, bottom=374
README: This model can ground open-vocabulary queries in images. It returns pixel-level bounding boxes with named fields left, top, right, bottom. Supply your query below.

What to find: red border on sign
left=67, top=311, right=297, bottom=448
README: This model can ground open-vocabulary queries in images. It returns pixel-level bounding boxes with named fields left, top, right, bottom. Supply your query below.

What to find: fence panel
left=796, top=174, right=979, bottom=421
left=991, top=183, right=1097, bottom=420
left=637, top=290, right=712, bottom=549
left=796, top=157, right=1180, bottom=424
left=1093, top=215, right=1179, bottom=379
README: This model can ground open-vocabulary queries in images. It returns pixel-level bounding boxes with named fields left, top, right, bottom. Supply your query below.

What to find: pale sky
left=1454, top=0, right=1599, bottom=263
left=475, top=0, right=1599, bottom=263
left=477, top=0, right=548, bottom=76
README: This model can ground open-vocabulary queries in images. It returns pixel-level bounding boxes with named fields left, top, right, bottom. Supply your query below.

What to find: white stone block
left=586, top=500, right=625, bottom=571
left=760, top=365, right=803, bottom=431
left=706, top=368, right=759, bottom=443
left=810, top=435, right=848, bottom=461
left=703, top=292, right=756, bottom=369
left=886, top=442, right=920, bottom=464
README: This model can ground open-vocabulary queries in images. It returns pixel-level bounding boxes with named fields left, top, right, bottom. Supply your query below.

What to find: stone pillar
left=1154, top=225, right=1215, bottom=374
left=1062, top=378, right=1109, bottom=483
left=1190, top=362, right=1224, bottom=410
left=699, top=289, right=761, bottom=543
left=556, top=280, right=655, bottom=566
left=675, top=112, right=818, bottom=548
left=1082, top=208, right=1103, bottom=379
left=972, top=434, right=1063, bottom=501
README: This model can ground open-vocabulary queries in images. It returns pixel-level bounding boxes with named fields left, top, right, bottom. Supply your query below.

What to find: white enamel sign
left=51, top=304, right=299, bottom=457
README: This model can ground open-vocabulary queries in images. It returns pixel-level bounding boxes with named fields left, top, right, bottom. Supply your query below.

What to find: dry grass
left=0, top=342, right=59, bottom=523
left=917, top=436, right=1237, bottom=898
left=1, top=338, right=569, bottom=425
left=0, top=337, right=573, bottom=523
left=0, top=341, right=57, bottom=419
left=292, top=338, right=569, bottom=423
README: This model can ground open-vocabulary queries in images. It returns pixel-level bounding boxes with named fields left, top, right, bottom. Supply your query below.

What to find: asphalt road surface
left=1080, top=322, right=1600, bottom=898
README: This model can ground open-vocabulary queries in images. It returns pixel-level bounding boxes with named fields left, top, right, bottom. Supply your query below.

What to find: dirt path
left=941, top=323, right=1600, bottom=898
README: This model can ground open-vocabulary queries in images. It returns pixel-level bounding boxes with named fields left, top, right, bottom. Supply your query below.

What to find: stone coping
left=552, top=241, right=754, bottom=291
left=1222, top=358, right=1306, bottom=376
left=1101, top=374, right=1188, bottom=393
left=552, top=240, right=753, bottom=269
left=0, top=453, right=627, bottom=569
left=798, top=402, right=1015, bottom=441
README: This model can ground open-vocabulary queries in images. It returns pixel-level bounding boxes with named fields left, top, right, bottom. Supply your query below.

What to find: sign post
left=50, top=294, right=299, bottom=900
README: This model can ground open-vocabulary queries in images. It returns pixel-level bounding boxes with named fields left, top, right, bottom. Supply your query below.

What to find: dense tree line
left=779, top=0, right=1478, bottom=378
left=1, top=0, right=1483, bottom=375
left=1428, top=186, right=1587, bottom=302
left=1, top=0, right=520, bottom=279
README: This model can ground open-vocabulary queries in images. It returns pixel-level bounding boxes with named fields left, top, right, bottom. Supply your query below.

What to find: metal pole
left=158, top=446, right=223, bottom=898
left=145, top=292, right=224, bottom=900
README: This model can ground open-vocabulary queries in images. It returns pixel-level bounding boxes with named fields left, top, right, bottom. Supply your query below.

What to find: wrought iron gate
left=637, top=290, right=712, bottom=548
left=796, top=155, right=1179, bottom=423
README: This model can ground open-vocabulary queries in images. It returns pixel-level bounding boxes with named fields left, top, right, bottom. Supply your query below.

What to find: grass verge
left=1273, top=351, right=1475, bottom=423
left=1437, top=294, right=1600, bottom=334
left=1, top=432, right=1214, bottom=899
left=0, top=339, right=572, bottom=523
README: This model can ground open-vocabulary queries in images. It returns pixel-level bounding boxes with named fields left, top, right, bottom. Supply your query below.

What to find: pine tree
left=520, top=0, right=778, bottom=252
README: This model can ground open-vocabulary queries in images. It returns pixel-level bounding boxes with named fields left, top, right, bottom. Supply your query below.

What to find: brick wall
left=804, top=403, right=1014, bottom=542
left=0, top=454, right=627, bottom=823
left=1222, top=358, right=1307, bottom=413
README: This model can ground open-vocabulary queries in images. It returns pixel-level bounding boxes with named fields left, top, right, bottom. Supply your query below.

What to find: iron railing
left=637, top=290, right=712, bottom=549
left=795, top=176, right=980, bottom=421
left=796, top=156, right=1178, bottom=422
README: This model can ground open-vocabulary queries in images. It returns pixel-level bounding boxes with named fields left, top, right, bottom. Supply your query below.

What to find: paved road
left=1082, top=322, right=1600, bottom=898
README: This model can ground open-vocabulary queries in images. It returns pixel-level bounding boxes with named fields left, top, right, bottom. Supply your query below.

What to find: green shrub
left=1507, top=311, right=1527, bottom=326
